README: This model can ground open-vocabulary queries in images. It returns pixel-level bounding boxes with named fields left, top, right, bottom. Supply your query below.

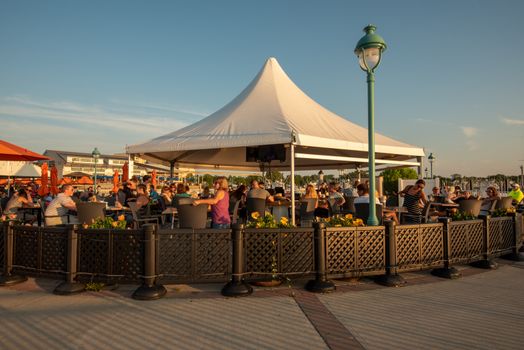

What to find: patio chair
left=458, top=199, right=482, bottom=217
left=230, top=200, right=242, bottom=225
left=77, top=202, right=106, bottom=225
left=355, top=203, right=384, bottom=225
left=177, top=202, right=208, bottom=229
left=128, top=201, right=160, bottom=229
left=479, top=199, right=497, bottom=216
left=401, top=201, right=431, bottom=224
left=299, top=198, right=317, bottom=227
left=246, top=197, right=266, bottom=220
left=495, top=197, right=514, bottom=210
left=342, top=195, right=356, bottom=214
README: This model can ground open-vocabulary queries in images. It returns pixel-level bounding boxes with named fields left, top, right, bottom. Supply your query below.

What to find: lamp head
left=92, top=147, right=101, bottom=159
left=354, top=25, right=387, bottom=72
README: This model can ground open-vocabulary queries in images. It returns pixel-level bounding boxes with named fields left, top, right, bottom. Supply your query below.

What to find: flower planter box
left=326, top=226, right=385, bottom=278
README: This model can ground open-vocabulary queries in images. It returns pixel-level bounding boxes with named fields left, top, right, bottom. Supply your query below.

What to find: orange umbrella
left=0, top=139, right=50, bottom=161
left=58, top=177, right=72, bottom=185
left=122, top=162, right=129, bottom=182
left=112, top=170, right=119, bottom=193
left=37, top=163, right=49, bottom=196
left=50, top=165, right=59, bottom=195
left=151, top=170, right=157, bottom=188
left=77, top=176, right=94, bottom=185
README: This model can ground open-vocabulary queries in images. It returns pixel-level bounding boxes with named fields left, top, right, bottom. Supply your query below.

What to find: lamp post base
left=221, top=281, right=253, bottom=297
left=305, top=279, right=336, bottom=293
left=431, top=267, right=461, bottom=279
left=470, top=259, right=498, bottom=269
left=375, top=274, right=406, bottom=287
left=54, top=282, right=86, bottom=295
left=132, top=284, right=167, bottom=300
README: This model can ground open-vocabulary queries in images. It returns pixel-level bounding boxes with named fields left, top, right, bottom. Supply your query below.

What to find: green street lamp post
left=355, top=24, right=387, bottom=226
left=428, top=153, right=435, bottom=178
left=92, top=147, right=101, bottom=195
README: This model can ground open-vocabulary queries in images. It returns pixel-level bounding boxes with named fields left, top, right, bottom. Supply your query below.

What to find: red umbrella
left=50, top=165, right=59, bottom=195
left=0, top=140, right=50, bottom=161
left=122, top=162, right=129, bottom=182
left=37, top=163, right=49, bottom=196
left=151, top=170, right=157, bottom=188
left=112, top=170, right=119, bottom=193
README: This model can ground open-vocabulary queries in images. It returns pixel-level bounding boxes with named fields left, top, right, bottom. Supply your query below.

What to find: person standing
left=508, top=184, right=524, bottom=204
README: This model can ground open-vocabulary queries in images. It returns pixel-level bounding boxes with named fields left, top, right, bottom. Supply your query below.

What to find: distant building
left=43, top=150, right=194, bottom=179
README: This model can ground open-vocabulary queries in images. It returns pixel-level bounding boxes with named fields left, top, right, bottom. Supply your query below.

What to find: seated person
left=4, top=188, right=36, bottom=225
left=327, top=182, right=345, bottom=214
left=45, top=184, right=78, bottom=226
left=453, top=190, right=473, bottom=203
left=480, top=186, right=501, bottom=214
left=355, top=183, right=398, bottom=224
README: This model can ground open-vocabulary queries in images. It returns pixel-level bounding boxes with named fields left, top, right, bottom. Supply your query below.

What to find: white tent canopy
left=127, top=57, right=424, bottom=172
left=0, top=161, right=41, bottom=177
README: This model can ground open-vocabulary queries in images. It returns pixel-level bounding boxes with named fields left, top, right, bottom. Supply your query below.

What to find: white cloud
left=502, top=117, right=524, bottom=125
left=461, top=126, right=478, bottom=138
left=0, top=96, right=199, bottom=153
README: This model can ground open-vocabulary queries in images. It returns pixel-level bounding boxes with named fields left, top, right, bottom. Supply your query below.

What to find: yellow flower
left=256, top=223, right=262, bottom=228
left=280, top=217, right=288, bottom=224
left=111, top=221, right=118, bottom=228
left=82, top=224, right=89, bottom=229
left=118, top=214, right=125, bottom=221
left=251, top=212, right=260, bottom=219
left=345, top=213, right=353, bottom=219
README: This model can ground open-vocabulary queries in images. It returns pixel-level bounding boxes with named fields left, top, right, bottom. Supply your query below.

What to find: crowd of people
left=1, top=175, right=523, bottom=228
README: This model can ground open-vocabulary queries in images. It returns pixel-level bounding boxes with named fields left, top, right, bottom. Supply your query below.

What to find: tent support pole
left=290, top=143, right=295, bottom=226
left=417, top=156, right=423, bottom=179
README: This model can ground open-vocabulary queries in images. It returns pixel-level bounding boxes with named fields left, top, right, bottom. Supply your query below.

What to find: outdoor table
left=430, top=202, right=459, bottom=216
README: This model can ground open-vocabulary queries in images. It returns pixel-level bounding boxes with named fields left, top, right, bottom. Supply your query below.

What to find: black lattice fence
left=396, top=223, right=444, bottom=272
left=326, top=226, right=385, bottom=278
left=448, top=220, right=484, bottom=264
left=157, top=229, right=231, bottom=283
left=77, top=228, right=145, bottom=283
left=0, top=223, right=5, bottom=272
left=488, top=216, right=514, bottom=257
left=244, top=228, right=314, bottom=280
left=12, top=225, right=68, bottom=277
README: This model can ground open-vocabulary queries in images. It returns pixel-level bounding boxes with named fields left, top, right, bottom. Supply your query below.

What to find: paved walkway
left=1, top=260, right=523, bottom=350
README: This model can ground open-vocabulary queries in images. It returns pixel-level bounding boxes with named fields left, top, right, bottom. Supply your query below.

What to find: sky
left=1, top=0, right=523, bottom=177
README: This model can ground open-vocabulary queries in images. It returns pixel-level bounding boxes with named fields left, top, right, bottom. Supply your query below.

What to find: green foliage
left=380, top=168, right=419, bottom=195
left=323, top=213, right=365, bottom=227
left=492, top=207, right=515, bottom=217
left=246, top=212, right=294, bottom=229
left=87, top=216, right=127, bottom=229
left=451, top=211, right=477, bottom=221
left=85, top=282, right=105, bottom=292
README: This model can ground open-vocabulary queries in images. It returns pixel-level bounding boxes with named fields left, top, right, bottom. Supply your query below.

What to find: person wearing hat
left=508, top=184, right=523, bottom=204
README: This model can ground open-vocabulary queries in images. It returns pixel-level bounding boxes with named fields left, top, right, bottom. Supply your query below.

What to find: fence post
left=470, top=215, right=498, bottom=269
left=501, top=213, right=524, bottom=261
left=54, top=225, right=85, bottom=295
left=306, top=222, right=335, bottom=293
left=133, top=224, right=166, bottom=300
left=222, top=223, right=252, bottom=297
left=431, top=217, right=461, bottom=279
left=376, top=221, right=406, bottom=287
left=0, top=222, right=27, bottom=286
